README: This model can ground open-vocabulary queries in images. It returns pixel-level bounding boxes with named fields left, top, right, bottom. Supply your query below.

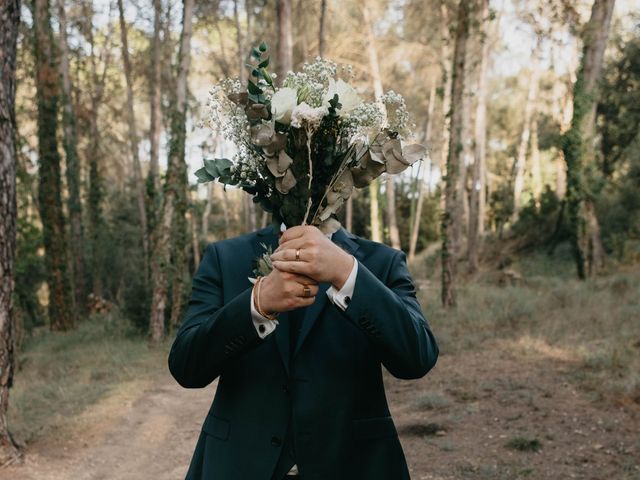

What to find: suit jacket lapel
left=292, top=227, right=362, bottom=359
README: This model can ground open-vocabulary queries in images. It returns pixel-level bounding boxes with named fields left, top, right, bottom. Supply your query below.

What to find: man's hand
left=269, top=226, right=355, bottom=289
left=259, top=268, right=319, bottom=314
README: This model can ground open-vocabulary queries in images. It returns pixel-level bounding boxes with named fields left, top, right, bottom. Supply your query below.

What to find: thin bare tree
left=57, top=0, right=86, bottom=310
left=362, top=0, right=390, bottom=245
left=117, top=0, right=150, bottom=279
left=408, top=77, right=437, bottom=261
left=468, top=0, right=492, bottom=273
left=318, top=0, right=327, bottom=58
left=276, top=0, right=293, bottom=85
left=512, top=35, right=542, bottom=223
left=148, top=0, right=163, bottom=194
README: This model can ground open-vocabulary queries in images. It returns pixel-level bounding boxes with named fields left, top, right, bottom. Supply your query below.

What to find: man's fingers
left=274, top=237, right=305, bottom=254
left=272, top=260, right=311, bottom=277
left=270, top=248, right=301, bottom=262
left=295, top=296, right=316, bottom=308
left=279, top=225, right=308, bottom=244
left=301, top=283, right=319, bottom=297
left=290, top=273, right=317, bottom=285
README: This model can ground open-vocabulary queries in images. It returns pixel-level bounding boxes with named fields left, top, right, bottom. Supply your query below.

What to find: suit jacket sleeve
left=168, top=243, right=264, bottom=388
left=343, top=250, right=439, bottom=380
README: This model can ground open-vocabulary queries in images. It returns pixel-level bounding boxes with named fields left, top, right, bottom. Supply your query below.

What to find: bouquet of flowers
left=196, top=42, right=427, bottom=234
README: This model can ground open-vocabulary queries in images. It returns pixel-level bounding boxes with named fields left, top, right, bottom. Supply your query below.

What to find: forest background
left=0, top=0, right=639, bottom=477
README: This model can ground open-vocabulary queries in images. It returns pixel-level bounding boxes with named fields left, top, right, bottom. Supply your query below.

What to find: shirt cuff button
left=345, top=296, right=351, bottom=305
left=259, top=324, right=266, bottom=333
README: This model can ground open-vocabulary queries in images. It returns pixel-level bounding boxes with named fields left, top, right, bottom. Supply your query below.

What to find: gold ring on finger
left=295, top=248, right=301, bottom=261
left=302, top=285, right=311, bottom=298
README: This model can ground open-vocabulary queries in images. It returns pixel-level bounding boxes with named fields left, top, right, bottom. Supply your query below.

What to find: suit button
left=271, top=436, right=282, bottom=446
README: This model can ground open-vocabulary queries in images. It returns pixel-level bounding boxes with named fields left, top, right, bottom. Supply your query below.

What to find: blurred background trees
left=4, top=0, right=639, bottom=332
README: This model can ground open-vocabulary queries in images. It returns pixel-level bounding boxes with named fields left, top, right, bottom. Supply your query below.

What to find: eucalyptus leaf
left=403, top=143, right=427, bottom=165
left=247, top=81, right=263, bottom=95
left=275, top=168, right=297, bottom=194
left=195, top=167, right=215, bottom=183
left=203, top=159, right=220, bottom=178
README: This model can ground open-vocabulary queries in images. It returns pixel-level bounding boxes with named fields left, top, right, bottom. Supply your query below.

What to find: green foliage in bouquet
left=196, top=42, right=428, bottom=233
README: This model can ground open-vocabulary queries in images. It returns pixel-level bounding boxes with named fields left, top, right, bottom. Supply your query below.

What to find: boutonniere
left=248, top=242, right=275, bottom=285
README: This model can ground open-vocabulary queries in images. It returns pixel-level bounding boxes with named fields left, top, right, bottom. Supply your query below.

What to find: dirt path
left=1, top=374, right=216, bottom=480
left=3, top=347, right=639, bottom=480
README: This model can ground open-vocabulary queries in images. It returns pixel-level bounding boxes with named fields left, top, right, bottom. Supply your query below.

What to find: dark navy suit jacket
left=168, top=226, right=439, bottom=480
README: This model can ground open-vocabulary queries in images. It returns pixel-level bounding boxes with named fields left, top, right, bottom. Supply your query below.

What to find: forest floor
left=2, top=338, right=639, bottom=480
left=4, top=252, right=640, bottom=479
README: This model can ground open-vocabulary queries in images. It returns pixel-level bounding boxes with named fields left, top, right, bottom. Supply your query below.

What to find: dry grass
left=9, top=311, right=171, bottom=443
left=410, top=247, right=640, bottom=405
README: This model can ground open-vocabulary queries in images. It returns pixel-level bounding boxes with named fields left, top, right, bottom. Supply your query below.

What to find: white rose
left=323, top=78, right=362, bottom=114
left=271, top=87, right=298, bottom=125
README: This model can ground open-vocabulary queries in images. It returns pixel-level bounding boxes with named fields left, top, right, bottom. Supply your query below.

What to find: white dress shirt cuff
left=250, top=284, right=278, bottom=339
left=326, top=256, right=357, bottom=311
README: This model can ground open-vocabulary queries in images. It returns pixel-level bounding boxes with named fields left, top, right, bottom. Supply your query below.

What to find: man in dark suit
left=168, top=224, right=439, bottom=480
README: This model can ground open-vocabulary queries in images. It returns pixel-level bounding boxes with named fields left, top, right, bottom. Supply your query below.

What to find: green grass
left=9, top=311, right=170, bottom=442
left=505, top=436, right=542, bottom=452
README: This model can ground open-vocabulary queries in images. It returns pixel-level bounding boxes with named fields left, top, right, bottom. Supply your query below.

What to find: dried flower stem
left=301, top=129, right=314, bottom=225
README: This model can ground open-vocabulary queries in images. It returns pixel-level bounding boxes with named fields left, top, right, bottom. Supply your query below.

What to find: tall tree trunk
left=438, top=2, right=453, bottom=177
left=234, top=0, right=246, bottom=84
left=149, top=0, right=194, bottom=343
left=84, top=2, right=109, bottom=297
left=149, top=0, right=162, bottom=186
left=552, top=35, right=578, bottom=200
left=363, top=0, right=398, bottom=247
left=246, top=0, right=253, bottom=49
left=562, top=0, right=615, bottom=278
left=385, top=180, right=401, bottom=249
left=368, top=181, right=382, bottom=242
left=0, top=0, right=22, bottom=463
left=147, top=0, right=163, bottom=248
left=345, top=196, right=353, bottom=232
left=442, top=0, right=472, bottom=307
left=244, top=194, right=256, bottom=230
left=408, top=77, right=437, bottom=261
left=530, top=114, right=542, bottom=207
left=118, top=0, right=150, bottom=281
left=512, top=35, right=542, bottom=223
left=318, top=0, right=327, bottom=58
left=169, top=195, right=189, bottom=330
left=34, top=0, right=75, bottom=329
left=468, top=0, right=490, bottom=273
left=275, top=0, right=292, bottom=86
left=202, top=183, right=213, bottom=240
left=189, top=210, right=200, bottom=269
left=296, top=0, right=309, bottom=60
left=57, top=0, right=86, bottom=312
